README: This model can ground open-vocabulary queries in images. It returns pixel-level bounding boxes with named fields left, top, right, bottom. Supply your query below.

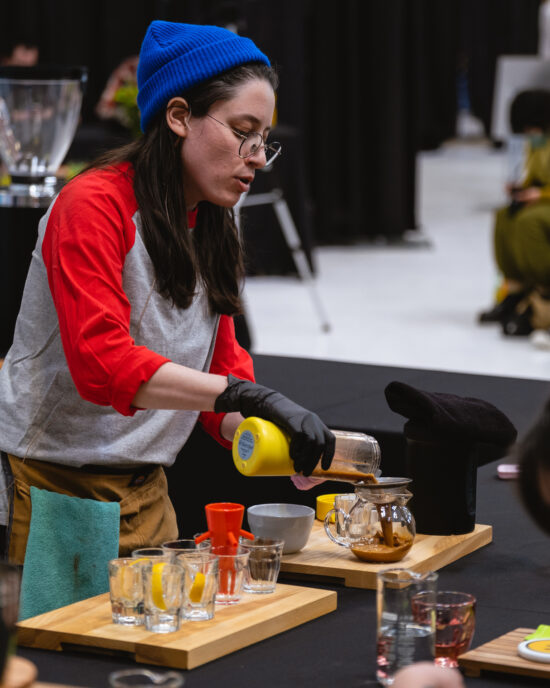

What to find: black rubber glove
left=215, top=375, right=335, bottom=476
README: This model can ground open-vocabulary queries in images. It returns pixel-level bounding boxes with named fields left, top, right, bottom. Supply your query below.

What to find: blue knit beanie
left=137, top=20, right=270, bottom=132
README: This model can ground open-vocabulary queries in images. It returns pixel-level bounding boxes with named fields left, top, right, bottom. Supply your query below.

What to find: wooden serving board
left=280, top=521, right=492, bottom=589
left=458, top=628, right=550, bottom=679
left=16, top=583, right=336, bottom=670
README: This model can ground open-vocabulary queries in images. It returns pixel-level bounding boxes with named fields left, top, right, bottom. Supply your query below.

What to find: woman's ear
left=166, top=97, right=191, bottom=137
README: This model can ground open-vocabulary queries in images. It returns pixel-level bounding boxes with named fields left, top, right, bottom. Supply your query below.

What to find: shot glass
left=108, top=558, right=146, bottom=626
left=142, top=562, right=184, bottom=633
left=214, top=551, right=249, bottom=605
left=180, top=552, right=218, bottom=621
left=109, top=669, right=184, bottom=687
left=240, top=538, right=284, bottom=594
left=161, top=539, right=212, bottom=563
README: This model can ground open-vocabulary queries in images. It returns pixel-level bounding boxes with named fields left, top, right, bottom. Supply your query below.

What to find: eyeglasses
left=206, top=114, right=282, bottom=167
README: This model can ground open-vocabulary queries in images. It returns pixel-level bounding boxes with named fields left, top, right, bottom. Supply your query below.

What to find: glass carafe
left=325, top=477, right=416, bottom=562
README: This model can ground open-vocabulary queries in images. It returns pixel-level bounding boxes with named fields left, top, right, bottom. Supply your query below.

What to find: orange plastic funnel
left=195, top=502, right=254, bottom=550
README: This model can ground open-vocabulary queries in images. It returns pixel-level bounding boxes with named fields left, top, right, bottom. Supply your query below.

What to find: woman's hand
left=291, top=474, right=327, bottom=490
left=392, top=662, right=465, bottom=688
left=511, top=186, right=542, bottom=203
left=214, top=375, right=335, bottom=475
left=133, top=367, right=335, bottom=475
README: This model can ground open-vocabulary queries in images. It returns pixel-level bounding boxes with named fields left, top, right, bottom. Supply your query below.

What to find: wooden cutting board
left=280, top=521, right=492, bottom=589
left=16, top=583, right=336, bottom=670
left=458, top=628, right=550, bottom=679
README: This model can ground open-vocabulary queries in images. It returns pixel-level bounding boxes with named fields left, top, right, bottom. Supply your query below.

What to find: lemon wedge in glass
left=151, top=562, right=167, bottom=610
left=189, top=572, right=206, bottom=603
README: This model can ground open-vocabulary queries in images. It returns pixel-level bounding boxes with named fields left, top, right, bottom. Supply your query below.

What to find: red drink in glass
left=413, top=590, right=476, bottom=668
left=433, top=591, right=476, bottom=667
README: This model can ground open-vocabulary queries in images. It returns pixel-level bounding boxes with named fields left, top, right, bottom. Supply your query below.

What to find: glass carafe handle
left=324, top=508, right=351, bottom=547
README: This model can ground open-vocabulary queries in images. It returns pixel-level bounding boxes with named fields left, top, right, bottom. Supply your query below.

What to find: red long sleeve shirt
left=40, top=162, right=253, bottom=450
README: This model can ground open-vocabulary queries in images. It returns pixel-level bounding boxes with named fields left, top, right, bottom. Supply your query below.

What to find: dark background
left=0, top=0, right=540, bottom=270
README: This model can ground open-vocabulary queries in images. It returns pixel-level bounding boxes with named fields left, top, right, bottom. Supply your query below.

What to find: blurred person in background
left=478, top=89, right=550, bottom=340
left=0, top=39, right=38, bottom=67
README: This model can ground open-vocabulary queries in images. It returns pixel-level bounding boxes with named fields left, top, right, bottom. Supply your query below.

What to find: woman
left=0, top=21, right=334, bottom=563
left=479, top=89, right=550, bottom=336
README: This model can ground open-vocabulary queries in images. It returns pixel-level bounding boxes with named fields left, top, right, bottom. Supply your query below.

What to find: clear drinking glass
left=413, top=590, right=476, bottom=668
left=214, top=551, right=249, bottom=605
left=108, top=558, right=146, bottom=626
left=180, top=552, right=218, bottom=620
left=109, top=669, right=184, bottom=687
left=376, top=568, right=438, bottom=686
left=161, top=539, right=212, bottom=562
left=142, top=562, right=184, bottom=633
left=240, top=538, right=284, bottom=594
left=131, top=548, right=172, bottom=562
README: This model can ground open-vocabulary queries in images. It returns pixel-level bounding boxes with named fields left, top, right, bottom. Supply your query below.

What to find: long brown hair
left=88, top=63, right=278, bottom=314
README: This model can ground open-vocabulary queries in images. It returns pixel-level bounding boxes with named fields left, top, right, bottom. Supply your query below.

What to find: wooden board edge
left=341, top=568, right=377, bottom=589
left=457, top=628, right=550, bottom=680
left=17, top=627, right=64, bottom=652
left=187, top=589, right=338, bottom=669
left=280, top=561, right=379, bottom=590
left=281, top=525, right=493, bottom=590
left=458, top=657, right=550, bottom=680
left=134, top=588, right=338, bottom=670
left=340, top=523, right=491, bottom=587
left=457, top=627, right=532, bottom=662
left=17, top=624, right=137, bottom=655
left=280, top=561, right=348, bottom=583
left=413, top=525, right=493, bottom=574
left=17, top=593, right=109, bottom=629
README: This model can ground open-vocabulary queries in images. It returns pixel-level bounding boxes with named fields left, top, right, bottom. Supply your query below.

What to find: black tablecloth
left=17, top=463, right=550, bottom=687
left=15, top=356, right=550, bottom=686
left=251, top=354, right=550, bottom=475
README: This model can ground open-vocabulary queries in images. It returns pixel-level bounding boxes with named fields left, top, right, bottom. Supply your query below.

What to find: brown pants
left=6, top=455, right=178, bottom=565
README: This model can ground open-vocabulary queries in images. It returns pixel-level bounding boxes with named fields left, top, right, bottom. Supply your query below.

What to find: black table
left=16, top=356, right=550, bottom=686
left=18, top=463, right=550, bottom=687
left=251, top=354, right=550, bottom=475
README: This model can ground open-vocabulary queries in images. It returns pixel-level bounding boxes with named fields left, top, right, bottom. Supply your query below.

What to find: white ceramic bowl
left=247, top=503, right=315, bottom=554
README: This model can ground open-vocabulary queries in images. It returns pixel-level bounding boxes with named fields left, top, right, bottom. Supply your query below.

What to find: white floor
left=243, top=139, right=550, bottom=382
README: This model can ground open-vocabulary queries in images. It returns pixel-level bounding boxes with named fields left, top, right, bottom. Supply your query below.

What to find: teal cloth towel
left=19, top=486, right=120, bottom=620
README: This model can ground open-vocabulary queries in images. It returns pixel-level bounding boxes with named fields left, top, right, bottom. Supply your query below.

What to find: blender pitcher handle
left=324, top=508, right=350, bottom=546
